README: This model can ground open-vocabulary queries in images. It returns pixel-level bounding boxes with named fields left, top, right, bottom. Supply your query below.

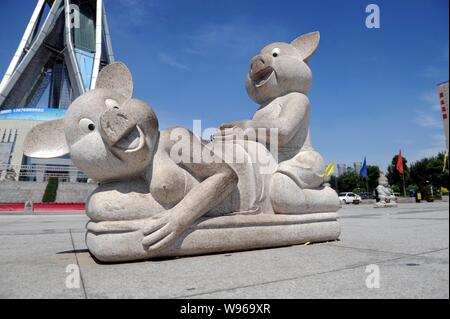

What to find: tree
left=391, top=184, right=401, bottom=194
left=367, top=165, right=381, bottom=191
left=409, top=157, right=428, bottom=195
left=428, top=152, right=449, bottom=190
left=409, top=152, right=449, bottom=195
left=329, top=175, right=339, bottom=192
left=386, top=154, right=410, bottom=192
left=337, top=171, right=361, bottom=192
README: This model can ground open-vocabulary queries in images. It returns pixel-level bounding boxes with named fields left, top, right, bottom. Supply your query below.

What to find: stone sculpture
left=213, top=31, right=339, bottom=215
left=374, top=174, right=398, bottom=208
left=23, top=31, right=341, bottom=263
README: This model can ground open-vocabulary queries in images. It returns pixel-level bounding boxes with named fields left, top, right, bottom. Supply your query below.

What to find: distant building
left=354, top=162, right=363, bottom=175
left=337, top=164, right=347, bottom=177
left=0, top=0, right=114, bottom=182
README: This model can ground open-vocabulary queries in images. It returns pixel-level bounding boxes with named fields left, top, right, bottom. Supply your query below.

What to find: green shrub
left=42, top=177, right=59, bottom=203
left=391, top=185, right=401, bottom=193
left=406, top=184, right=418, bottom=193
left=352, top=187, right=364, bottom=195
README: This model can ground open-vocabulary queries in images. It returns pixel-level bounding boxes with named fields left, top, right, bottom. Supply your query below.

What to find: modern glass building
left=0, top=0, right=114, bottom=182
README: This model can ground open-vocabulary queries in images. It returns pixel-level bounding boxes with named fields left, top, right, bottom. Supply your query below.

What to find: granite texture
left=23, top=32, right=341, bottom=263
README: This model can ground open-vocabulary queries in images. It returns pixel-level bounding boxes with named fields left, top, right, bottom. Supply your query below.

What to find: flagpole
left=397, top=150, right=407, bottom=198
left=402, top=173, right=406, bottom=198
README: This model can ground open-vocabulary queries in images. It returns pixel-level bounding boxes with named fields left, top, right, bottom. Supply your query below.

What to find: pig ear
left=23, top=120, right=69, bottom=159
left=95, top=62, right=133, bottom=99
left=291, top=31, right=320, bottom=61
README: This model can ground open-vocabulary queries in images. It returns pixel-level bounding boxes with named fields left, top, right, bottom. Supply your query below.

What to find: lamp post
left=426, top=180, right=434, bottom=200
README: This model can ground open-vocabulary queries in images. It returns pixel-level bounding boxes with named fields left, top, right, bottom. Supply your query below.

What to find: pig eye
left=272, top=48, right=280, bottom=58
left=105, top=98, right=120, bottom=109
left=79, top=118, right=96, bottom=133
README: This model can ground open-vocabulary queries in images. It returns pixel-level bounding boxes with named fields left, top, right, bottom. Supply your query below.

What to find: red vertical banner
left=396, top=150, right=404, bottom=174
left=438, top=82, right=449, bottom=150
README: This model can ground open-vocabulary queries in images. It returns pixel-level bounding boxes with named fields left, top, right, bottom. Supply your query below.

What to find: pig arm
left=215, top=93, right=310, bottom=147
left=140, top=130, right=238, bottom=252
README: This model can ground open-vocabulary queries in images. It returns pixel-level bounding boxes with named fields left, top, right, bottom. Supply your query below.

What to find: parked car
left=339, top=192, right=362, bottom=204
left=359, top=192, right=375, bottom=200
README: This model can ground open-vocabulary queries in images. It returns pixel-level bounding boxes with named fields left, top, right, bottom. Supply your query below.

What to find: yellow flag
left=325, top=161, right=335, bottom=177
left=444, top=152, right=449, bottom=173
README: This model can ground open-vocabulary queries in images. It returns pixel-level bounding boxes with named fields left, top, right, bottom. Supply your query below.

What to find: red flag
left=396, top=150, right=404, bottom=174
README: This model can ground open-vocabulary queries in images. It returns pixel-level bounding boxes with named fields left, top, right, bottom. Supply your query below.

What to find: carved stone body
left=215, top=32, right=340, bottom=215
left=374, top=175, right=398, bottom=208
left=24, top=32, right=341, bottom=263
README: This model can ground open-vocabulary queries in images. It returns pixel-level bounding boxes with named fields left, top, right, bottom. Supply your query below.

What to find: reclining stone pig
left=23, top=62, right=239, bottom=259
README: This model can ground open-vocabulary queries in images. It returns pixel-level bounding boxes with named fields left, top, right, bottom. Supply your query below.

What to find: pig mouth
left=251, top=66, right=275, bottom=88
left=113, top=125, right=145, bottom=153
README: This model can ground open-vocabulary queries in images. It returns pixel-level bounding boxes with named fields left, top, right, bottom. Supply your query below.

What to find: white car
left=339, top=192, right=361, bottom=205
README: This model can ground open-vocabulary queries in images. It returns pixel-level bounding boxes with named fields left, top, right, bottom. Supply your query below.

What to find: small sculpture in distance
left=374, top=174, right=398, bottom=208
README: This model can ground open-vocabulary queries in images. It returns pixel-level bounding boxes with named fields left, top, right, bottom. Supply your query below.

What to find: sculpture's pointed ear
left=291, top=31, right=320, bottom=61
left=23, top=120, right=69, bottom=159
left=95, top=62, right=133, bottom=99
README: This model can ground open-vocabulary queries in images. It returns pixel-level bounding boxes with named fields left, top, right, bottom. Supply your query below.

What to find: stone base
left=396, top=197, right=415, bottom=204
left=86, top=212, right=341, bottom=263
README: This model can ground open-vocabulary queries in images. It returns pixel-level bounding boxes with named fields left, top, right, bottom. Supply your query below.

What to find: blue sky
left=0, top=0, right=448, bottom=172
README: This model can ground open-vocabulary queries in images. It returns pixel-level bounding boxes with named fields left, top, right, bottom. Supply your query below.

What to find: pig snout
left=250, top=55, right=273, bottom=78
left=99, top=108, right=136, bottom=146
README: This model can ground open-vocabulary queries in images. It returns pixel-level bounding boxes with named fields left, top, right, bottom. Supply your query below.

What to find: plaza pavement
left=0, top=202, right=448, bottom=299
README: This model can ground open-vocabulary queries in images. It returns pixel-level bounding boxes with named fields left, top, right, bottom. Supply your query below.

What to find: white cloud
left=413, top=90, right=445, bottom=128
left=414, top=146, right=446, bottom=160
left=414, top=111, right=442, bottom=129
left=411, top=134, right=446, bottom=162
left=421, top=65, right=447, bottom=79
left=184, top=22, right=278, bottom=56
left=183, top=48, right=207, bottom=56
left=431, top=103, right=442, bottom=111
left=419, top=91, right=441, bottom=111
left=107, top=0, right=157, bottom=27
left=158, top=53, right=190, bottom=71
left=419, top=90, right=439, bottom=104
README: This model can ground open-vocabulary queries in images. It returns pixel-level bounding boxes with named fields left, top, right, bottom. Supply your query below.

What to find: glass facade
left=0, top=0, right=106, bottom=111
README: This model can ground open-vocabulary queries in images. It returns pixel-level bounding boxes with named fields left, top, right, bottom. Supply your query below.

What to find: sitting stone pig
left=214, top=31, right=340, bottom=214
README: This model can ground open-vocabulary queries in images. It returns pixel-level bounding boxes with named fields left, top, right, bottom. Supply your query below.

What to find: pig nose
left=250, top=55, right=271, bottom=77
left=99, top=108, right=136, bottom=146
left=251, top=56, right=266, bottom=71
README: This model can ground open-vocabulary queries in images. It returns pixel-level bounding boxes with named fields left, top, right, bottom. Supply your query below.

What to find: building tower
left=354, top=162, right=363, bottom=175
left=0, top=0, right=114, bottom=181
left=0, top=0, right=114, bottom=110
left=337, top=164, right=347, bottom=177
